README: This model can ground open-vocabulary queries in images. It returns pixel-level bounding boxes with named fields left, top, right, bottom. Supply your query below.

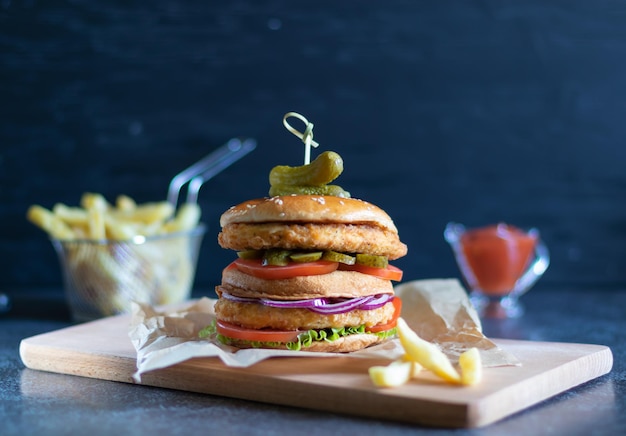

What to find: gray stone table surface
left=1, top=288, right=625, bottom=436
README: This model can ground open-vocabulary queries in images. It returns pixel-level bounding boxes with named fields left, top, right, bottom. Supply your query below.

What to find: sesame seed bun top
left=219, top=195, right=400, bottom=233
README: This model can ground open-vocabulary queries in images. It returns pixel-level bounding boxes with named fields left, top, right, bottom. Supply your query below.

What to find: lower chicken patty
left=214, top=298, right=397, bottom=331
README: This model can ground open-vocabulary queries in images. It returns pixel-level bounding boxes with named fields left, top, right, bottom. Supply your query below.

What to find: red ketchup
left=460, top=224, right=537, bottom=296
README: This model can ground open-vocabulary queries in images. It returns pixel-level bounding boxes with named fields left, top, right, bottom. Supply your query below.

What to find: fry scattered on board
left=459, top=347, right=483, bottom=386
left=369, top=317, right=482, bottom=388
left=27, top=192, right=200, bottom=240
left=369, top=355, right=423, bottom=388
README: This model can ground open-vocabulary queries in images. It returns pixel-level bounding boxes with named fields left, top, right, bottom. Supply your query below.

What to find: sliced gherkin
left=356, top=253, right=389, bottom=268
left=269, top=151, right=344, bottom=187
left=290, top=251, right=324, bottom=263
left=269, top=184, right=350, bottom=198
left=237, top=250, right=263, bottom=259
left=262, top=249, right=292, bottom=266
left=322, top=250, right=356, bottom=265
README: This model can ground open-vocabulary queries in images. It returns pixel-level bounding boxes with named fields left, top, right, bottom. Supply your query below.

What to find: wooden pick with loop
left=283, top=112, right=320, bottom=164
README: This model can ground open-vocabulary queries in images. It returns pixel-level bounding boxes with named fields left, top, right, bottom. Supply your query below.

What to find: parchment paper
left=129, top=278, right=520, bottom=381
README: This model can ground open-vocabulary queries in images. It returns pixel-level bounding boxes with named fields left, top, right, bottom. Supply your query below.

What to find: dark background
left=2, top=0, right=626, bottom=301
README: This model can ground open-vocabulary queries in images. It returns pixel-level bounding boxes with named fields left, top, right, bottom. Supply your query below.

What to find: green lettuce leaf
left=200, top=320, right=397, bottom=351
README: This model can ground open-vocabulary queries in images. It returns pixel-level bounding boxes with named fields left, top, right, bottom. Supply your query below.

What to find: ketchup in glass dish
left=460, top=224, right=537, bottom=296
left=444, top=222, right=549, bottom=319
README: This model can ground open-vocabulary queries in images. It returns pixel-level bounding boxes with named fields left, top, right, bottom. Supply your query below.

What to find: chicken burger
left=213, top=194, right=408, bottom=352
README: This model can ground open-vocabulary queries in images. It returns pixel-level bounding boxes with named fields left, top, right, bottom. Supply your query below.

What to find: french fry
left=143, top=220, right=168, bottom=236
left=115, top=194, right=137, bottom=212
left=80, top=192, right=110, bottom=212
left=369, top=360, right=415, bottom=388
left=27, top=205, right=75, bottom=239
left=104, top=216, right=139, bottom=240
left=161, top=203, right=201, bottom=233
left=109, top=202, right=175, bottom=225
left=52, top=203, right=89, bottom=226
left=71, top=226, right=89, bottom=239
left=396, top=318, right=462, bottom=384
left=369, top=355, right=423, bottom=388
left=459, top=347, right=483, bottom=386
left=51, top=203, right=91, bottom=237
left=87, top=205, right=106, bottom=240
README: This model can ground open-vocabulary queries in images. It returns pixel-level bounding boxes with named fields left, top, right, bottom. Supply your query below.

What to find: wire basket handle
left=167, top=137, right=256, bottom=207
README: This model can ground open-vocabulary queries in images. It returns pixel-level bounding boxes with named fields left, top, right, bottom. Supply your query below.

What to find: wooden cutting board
left=19, top=314, right=612, bottom=429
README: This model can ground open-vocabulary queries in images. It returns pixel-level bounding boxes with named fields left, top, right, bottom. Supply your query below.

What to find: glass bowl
left=51, top=225, right=206, bottom=322
left=444, top=222, right=549, bottom=319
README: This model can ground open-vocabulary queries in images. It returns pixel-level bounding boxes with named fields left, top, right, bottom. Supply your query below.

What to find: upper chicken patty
left=218, top=195, right=408, bottom=260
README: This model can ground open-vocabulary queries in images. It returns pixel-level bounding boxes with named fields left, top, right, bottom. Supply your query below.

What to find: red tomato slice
left=224, top=261, right=238, bottom=271
left=216, top=320, right=300, bottom=343
left=232, top=258, right=338, bottom=280
left=366, top=297, right=402, bottom=333
left=338, top=263, right=403, bottom=281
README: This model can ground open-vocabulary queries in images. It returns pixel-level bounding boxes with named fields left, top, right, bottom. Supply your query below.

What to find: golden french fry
left=51, top=203, right=91, bottom=238
left=115, top=195, right=137, bottom=212
left=142, top=221, right=168, bottom=236
left=72, top=226, right=89, bottom=239
left=396, top=318, right=462, bottom=384
left=80, top=192, right=110, bottom=211
left=52, top=203, right=89, bottom=226
left=27, top=205, right=75, bottom=239
left=104, top=216, right=139, bottom=240
left=459, top=347, right=482, bottom=386
left=110, top=201, right=175, bottom=224
left=137, top=202, right=176, bottom=224
left=161, top=203, right=201, bottom=233
left=88, top=206, right=106, bottom=240
left=369, top=359, right=415, bottom=388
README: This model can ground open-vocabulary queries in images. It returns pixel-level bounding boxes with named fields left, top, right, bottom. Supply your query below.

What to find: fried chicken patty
left=218, top=222, right=407, bottom=260
left=214, top=298, right=396, bottom=331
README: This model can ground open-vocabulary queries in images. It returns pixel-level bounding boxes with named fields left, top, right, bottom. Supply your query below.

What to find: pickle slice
left=269, top=151, right=344, bottom=187
left=322, top=250, right=356, bottom=265
left=237, top=250, right=263, bottom=259
left=269, top=184, right=350, bottom=198
left=262, top=249, right=292, bottom=266
left=290, top=251, right=323, bottom=263
left=356, top=253, right=389, bottom=268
